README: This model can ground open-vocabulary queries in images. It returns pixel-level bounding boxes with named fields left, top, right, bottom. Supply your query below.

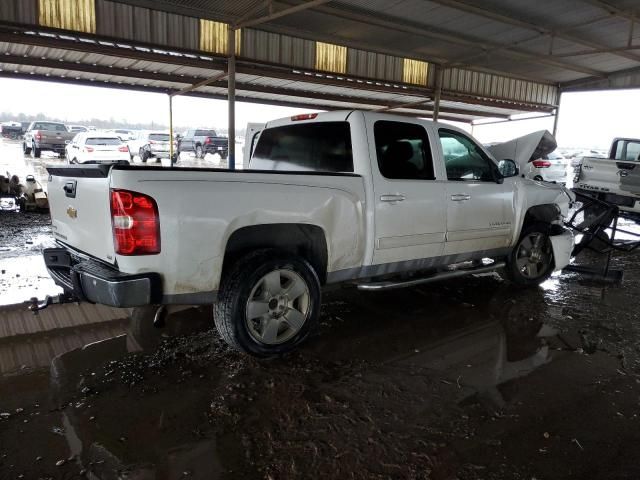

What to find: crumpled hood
left=487, top=130, right=557, bottom=172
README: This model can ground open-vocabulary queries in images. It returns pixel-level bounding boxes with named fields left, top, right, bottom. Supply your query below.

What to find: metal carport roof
left=0, top=0, right=638, bottom=124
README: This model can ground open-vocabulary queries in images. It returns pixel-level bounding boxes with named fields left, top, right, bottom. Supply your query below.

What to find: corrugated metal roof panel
left=0, top=0, right=37, bottom=24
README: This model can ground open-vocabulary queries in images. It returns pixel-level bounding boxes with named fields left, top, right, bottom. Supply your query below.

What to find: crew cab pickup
left=23, top=121, right=75, bottom=158
left=574, top=137, right=640, bottom=213
left=177, top=129, right=229, bottom=159
left=42, top=111, right=574, bottom=356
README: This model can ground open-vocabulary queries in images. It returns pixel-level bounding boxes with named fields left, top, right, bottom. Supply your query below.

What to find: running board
left=356, top=261, right=506, bottom=292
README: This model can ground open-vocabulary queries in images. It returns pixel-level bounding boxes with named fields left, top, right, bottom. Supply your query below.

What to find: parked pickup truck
left=42, top=111, right=574, bottom=356
left=574, top=137, right=640, bottom=214
left=177, top=128, right=228, bottom=159
left=23, top=121, right=75, bottom=158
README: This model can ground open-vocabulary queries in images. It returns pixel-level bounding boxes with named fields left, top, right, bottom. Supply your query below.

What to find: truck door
left=366, top=117, right=447, bottom=266
left=437, top=128, right=515, bottom=255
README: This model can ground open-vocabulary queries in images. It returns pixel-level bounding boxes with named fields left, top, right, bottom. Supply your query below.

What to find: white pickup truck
left=42, top=111, right=574, bottom=356
left=574, top=137, right=640, bottom=214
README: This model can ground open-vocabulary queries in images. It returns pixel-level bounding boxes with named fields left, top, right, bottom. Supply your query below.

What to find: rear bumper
left=43, top=247, right=162, bottom=308
left=36, top=143, right=66, bottom=153
left=203, top=144, right=228, bottom=155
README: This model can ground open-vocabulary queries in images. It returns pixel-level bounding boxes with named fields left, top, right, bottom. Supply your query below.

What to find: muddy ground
left=2, top=141, right=640, bottom=478
left=2, top=237, right=640, bottom=479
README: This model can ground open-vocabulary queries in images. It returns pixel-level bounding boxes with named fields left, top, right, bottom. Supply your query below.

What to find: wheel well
left=223, top=224, right=329, bottom=284
left=522, top=204, right=562, bottom=232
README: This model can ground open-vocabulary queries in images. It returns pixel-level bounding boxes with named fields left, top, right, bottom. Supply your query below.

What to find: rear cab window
left=612, top=139, right=640, bottom=161
left=195, top=130, right=217, bottom=137
left=149, top=134, right=170, bottom=142
left=33, top=122, right=68, bottom=132
left=250, top=122, right=353, bottom=173
left=86, top=137, right=123, bottom=145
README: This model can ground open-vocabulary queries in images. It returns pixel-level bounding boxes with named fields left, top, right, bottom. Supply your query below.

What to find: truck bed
left=46, top=163, right=367, bottom=300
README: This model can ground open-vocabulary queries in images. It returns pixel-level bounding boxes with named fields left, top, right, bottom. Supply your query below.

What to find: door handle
left=450, top=194, right=471, bottom=201
left=380, top=194, right=406, bottom=203
left=582, top=165, right=593, bottom=170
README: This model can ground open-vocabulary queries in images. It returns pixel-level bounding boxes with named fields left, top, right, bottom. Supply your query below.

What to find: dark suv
left=177, top=129, right=228, bottom=159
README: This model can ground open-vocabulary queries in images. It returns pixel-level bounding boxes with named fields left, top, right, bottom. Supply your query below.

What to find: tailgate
left=46, top=164, right=116, bottom=264
left=578, top=157, right=640, bottom=197
left=41, top=131, right=73, bottom=144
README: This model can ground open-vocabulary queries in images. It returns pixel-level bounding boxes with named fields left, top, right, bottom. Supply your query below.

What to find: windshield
left=149, top=134, right=170, bottom=141
left=86, top=137, right=123, bottom=145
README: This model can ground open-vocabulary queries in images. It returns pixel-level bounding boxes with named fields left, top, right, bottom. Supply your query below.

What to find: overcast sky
left=0, top=77, right=635, bottom=149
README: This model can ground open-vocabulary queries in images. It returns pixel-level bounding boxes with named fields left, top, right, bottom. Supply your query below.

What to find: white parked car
left=128, top=131, right=175, bottom=162
left=43, top=110, right=574, bottom=356
left=65, top=132, right=130, bottom=164
left=67, top=125, right=88, bottom=134
left=527, top=151, right=569, bottom=183
left=488, top=131, right=568, bottom=184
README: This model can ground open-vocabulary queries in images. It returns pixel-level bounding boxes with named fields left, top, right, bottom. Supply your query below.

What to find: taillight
left=84, top=146, right=94, bottom=153
left=532, top=160, right=552, bottom=168
left=110, top=189, right=160, bottom=255
left=118, top=146, right=129, bottom=152
left=291, top=113, right=318, bottom=121
left=204, top=137, right=211, bottom=144
left=35, top=131, right=42, bottom=140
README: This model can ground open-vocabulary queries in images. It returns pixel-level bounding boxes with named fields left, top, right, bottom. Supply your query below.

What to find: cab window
left=439, top=129, right=498, bottom=182
left=613, top=139, right=640, bottom=161
left=373, top=121, right=435, bottom=180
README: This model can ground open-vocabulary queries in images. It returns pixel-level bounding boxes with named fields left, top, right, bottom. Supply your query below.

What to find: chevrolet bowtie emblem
left=67, top=206, right=78, bottom=219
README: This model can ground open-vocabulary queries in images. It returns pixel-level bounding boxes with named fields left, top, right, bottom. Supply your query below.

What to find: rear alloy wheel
left=214, top=249, right=320, bottom=356
left=195, top=145, right=204, bottom=159
left=32, top=144, right=41, bottom=158
left=505, top=223, right=555, bottom=286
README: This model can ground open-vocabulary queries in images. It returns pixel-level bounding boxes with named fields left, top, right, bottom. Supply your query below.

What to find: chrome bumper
left=43, top=247, right=162, bottom=308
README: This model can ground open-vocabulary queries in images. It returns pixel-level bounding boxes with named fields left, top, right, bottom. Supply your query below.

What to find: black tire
left=533, top=175, right=543, bottom=181
left=214, top=249, right=321, bottom=357
left=23, top=143, right=31, bottom=155
left=195, top=144, right=204, bottom=159
left=127, top=306, right=163, bottom=350
left=139, top=148, right=148, bottom=163
left=32, top=144, right=41, bottom=158
left=504, top=222, right=555, bottom=287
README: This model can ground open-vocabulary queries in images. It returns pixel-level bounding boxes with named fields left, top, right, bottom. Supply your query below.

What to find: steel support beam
left=169, top=95, right=175, bottom=166
left=236, top=0, right=332, bottom=29
left=228, top=26, right=236, bottom=170
left=552, top=92, right=562, bottom=137
left=170, top=71, right=229, bottom=97
left=432, top=66, right=444, bottom=121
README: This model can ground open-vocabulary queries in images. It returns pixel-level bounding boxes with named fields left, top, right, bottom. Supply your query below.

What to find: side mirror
left=498, top=159, right=519, bottom=178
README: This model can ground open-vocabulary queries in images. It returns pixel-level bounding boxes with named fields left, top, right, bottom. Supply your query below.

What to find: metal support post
left=432, top=65, right=443, bottom=122
left=169, top=94, right=174, bottom=167
left=228, top=26, right=236, bottom=170
left=552, top=91, right=562, bottom=138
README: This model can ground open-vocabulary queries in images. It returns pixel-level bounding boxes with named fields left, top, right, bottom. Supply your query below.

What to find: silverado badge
left=66, top=206, right=78, bottom=219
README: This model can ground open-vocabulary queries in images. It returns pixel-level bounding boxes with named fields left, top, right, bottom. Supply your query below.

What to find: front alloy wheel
left=505, top=223, right=555, bottom=286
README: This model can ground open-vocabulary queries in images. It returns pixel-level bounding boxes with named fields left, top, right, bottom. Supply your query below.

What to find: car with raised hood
left=65, top=132, right=130, bottom=164
left=574, top=137, right=640, bottom=214
left=42, top=110, right=574, bottom=356
left=487, top=130, right=568, bottom=184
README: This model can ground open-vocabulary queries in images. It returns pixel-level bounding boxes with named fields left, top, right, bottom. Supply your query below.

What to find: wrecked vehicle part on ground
left=41, top=110, right=574, bottom=355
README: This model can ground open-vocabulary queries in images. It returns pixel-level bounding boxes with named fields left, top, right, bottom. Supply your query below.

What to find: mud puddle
left=2, top=269, right=640, bottom=479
